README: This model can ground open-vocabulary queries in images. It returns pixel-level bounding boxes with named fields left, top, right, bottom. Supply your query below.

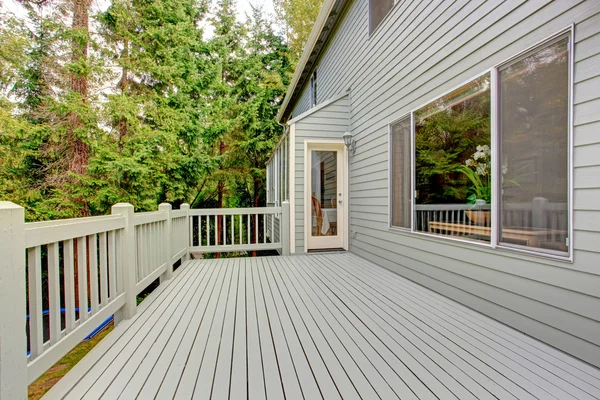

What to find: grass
left=27, top=322, right=114, bottom=400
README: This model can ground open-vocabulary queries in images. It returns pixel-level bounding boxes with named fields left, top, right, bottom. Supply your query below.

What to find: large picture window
left=499, top=36, right=570, bottom=254
left=390, top=115, right=411, bottom=229
left=414, top=73, right=492, bottom=243
left=388, top=31, right=572, bottom=259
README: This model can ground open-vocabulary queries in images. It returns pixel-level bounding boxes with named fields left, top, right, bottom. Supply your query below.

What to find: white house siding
left=292, top=95, right=350, bottom=253
left=288, top=0, right=600, bottom=367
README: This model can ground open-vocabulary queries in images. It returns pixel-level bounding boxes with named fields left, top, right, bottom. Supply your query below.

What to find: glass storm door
left=307, top=144, right=345, bottom=250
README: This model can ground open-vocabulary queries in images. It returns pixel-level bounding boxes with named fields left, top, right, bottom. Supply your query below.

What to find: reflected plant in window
left=462, top=145, right=491, bottom=204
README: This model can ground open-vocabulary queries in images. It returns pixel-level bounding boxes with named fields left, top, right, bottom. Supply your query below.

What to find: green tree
left=274, top=0, right=323, bottom=61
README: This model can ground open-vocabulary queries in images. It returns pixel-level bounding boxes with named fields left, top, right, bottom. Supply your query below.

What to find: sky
left=2, top=0, right=276, bottom=23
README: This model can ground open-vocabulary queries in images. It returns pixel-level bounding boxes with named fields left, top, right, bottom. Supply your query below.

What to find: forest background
left=0, top=0, right=322, bottom=221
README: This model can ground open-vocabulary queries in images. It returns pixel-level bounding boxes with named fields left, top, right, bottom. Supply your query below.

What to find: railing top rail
left=171, top=209, right=188, bottom=218
left=415, top=204, right=491, bottom=211
left=25, top=215, right=125, bottom=248
left=133, top=211, right=168, bottom=226
left=189, top=207, right=282, bottom=216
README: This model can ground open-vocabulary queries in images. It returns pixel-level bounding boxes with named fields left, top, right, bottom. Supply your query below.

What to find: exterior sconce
left=343, top=131, right=355, bottom=155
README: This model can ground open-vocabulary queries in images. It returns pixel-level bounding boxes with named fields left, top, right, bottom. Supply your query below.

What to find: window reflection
left=414, top=74, right=492, bottom=243
left=499, top=38, right=569, bottom=254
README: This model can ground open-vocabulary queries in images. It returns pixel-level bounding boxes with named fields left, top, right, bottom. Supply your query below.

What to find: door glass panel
left=311, top=151, right=338, bottom=237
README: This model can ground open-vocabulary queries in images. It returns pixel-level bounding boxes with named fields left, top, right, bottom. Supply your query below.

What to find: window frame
left=387, top=26, right=574, bottom=262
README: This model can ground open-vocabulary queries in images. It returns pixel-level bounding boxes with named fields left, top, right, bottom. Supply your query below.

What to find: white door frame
left=304, top=139, right=349, bottom=252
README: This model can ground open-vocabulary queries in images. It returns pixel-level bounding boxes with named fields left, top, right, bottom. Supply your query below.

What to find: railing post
left=111, top=203, right=137, bottom=321
left=181, top=203, right=191, bottom=261
left=159, top=203, right=173, bottom=281
left=282, top=201, right=290, bottom=256
left=0, top=202, right=27, bottom=400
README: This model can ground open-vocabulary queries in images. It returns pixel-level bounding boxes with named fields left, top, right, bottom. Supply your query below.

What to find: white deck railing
left=0, top=200, right=289, bottom=399
left=189, top=203, right=289, bottom=254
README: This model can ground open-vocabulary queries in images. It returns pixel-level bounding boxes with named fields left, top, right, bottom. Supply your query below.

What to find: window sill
left=387, top=226, right=573, bottom=266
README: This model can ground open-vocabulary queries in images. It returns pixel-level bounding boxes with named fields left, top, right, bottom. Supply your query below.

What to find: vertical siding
left=288, top=0, right=600, bottom=367
left=292, top=95, right=350, bottom=253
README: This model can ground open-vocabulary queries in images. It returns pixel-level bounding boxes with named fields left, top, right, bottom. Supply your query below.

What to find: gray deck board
left=45, top=253, right=600, bottom=400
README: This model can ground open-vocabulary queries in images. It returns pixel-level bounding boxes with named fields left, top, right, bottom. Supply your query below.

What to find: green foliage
left=0, top=0, right=292, bottom=221
left=274, top=0, right=323, bottom=61
left=415, top=90, right=491, bottom=204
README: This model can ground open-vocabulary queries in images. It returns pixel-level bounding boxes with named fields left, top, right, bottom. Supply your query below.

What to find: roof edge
left=277, top=0, right=343, bottom=123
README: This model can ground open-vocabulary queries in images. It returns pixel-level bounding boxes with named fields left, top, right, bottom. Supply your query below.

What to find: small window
left=310, top=71, right=317, bottom=107
left=390, top=115, right=412, bottom=229
left=369, top=0, right=394, bottom=35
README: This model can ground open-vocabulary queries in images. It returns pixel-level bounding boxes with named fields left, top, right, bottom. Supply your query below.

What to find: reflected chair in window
left=311, top=196, right=323, bottom=236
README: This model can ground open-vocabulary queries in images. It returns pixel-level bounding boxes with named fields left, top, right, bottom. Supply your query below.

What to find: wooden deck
left=45, top=253, right=600, bottom=399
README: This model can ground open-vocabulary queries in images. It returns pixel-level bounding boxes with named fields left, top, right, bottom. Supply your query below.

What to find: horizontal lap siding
left=293, top=96, right=350, bottom=253
left=288, top=0, right=600, bottom=367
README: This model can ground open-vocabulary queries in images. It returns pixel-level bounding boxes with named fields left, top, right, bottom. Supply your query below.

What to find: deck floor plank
left=251, top=257, right=293, bottom=400
left=323, top=257, right=596, bottom=400
left=258, top=257, right=323, bottom=400
left=45, top=253, right=600, bottom=400
left=151, top=260, right=225, bottom=399
left=330, top=253, right=600, bottom=400
left=334, top=252, right=600, bottom=385
left=173, top=259, right=232, bottom=399
left=245, top=258, right=268, bottom=400
left=119, top=259, right=218, bottom=399
left=295, top=255, right=429, bottom=400
left=283, top=256, right=402, bottom=400
left=103, top=261, right=210, bottom=398
left=263, top=256, right=343, bottom=400
left=275, top=257, right=374, bottom=400
left=63, top=263, right=200, bottom=400
left=305, top=255, right=478, bottom=400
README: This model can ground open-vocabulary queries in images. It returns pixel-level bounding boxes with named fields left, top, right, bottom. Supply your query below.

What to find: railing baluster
left=99, top=232, right=108, bottom=305
left=255, top=214, right=258, bottom=245
left=239, top=215, right=242, bottom=245
left=108, top=230, right=117, bottom=299
left=271, top=212, right=275, bottom=243
left=224, top=214, right=227, bottom=245
left=199, top=216, right=202, bottom=247
left=231, top=215, right=234, bottom=245
left=206, top=216, right=209, bottom=246
left=63, top=239, right=76, bottom=331
left=263, top=214, right=267, bottom=243
left=136, top=226, right=142, bottom=283
left=27, top=246, right=43, bottom=358
left=247, top=214, right=250, bottom=244
left=48, top=242, right=61, bottom=342
left=76, top=237, right=88, bottom=323
left=89, top=234, right=99, bottom=314
left=214, top=215, right=218, bottom=246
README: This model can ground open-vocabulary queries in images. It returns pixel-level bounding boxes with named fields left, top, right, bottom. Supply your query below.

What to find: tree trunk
left=216, top=141, right=225, bottom=259
left=67, top=0, right=91, bottom=176
left=117, top=39, right=129, bottom=149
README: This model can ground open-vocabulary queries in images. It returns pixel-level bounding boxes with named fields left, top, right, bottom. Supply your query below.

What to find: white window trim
left=387, top=26, right=574, bottom=263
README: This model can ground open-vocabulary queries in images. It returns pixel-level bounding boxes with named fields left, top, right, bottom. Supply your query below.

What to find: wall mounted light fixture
left=343, top=131, right=355, bottom=155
